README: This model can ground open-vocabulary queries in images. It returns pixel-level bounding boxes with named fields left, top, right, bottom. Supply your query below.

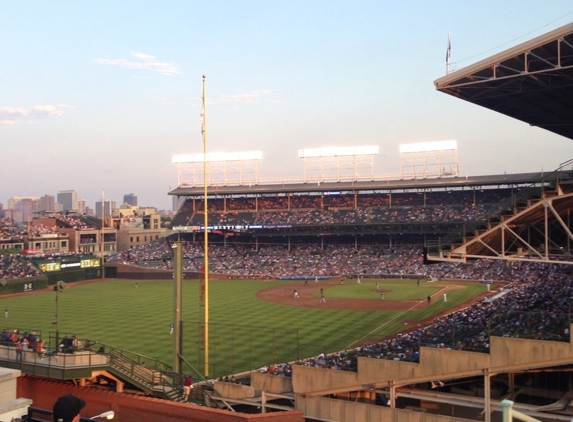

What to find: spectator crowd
left=297, top=260, right=573, bottom=371
left=171, top=188, right=519, bottom=228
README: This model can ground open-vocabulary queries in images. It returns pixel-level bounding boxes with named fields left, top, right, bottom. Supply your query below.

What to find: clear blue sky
left=2, top=1, right=572, bottom=211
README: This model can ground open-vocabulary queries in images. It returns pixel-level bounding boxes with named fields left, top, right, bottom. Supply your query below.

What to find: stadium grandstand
left=1, top=22, right=573, bottom=422
left=158, top=22, right=573, bottom=422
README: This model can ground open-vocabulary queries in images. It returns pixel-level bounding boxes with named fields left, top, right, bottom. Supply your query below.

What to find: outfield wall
left=105, top=263, right=232, bottom=280
left=105, top=263, right=189, bottom=279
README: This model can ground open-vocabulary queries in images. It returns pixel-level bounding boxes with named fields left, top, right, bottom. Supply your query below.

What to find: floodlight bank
left=172, top=151, right=263, bottom=164
left=399, top=140, right=457, bottom=154
left=298, top=145, right=379, bottom=158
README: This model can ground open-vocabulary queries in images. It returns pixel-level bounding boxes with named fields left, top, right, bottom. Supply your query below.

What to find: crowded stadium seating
left=104, top=184, right=573, bottom=371
left=3, top=184, right=571, bottom=376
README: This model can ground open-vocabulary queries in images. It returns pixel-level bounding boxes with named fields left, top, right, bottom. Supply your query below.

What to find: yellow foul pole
left=202, top=75, right=210, bottom=376
left=101, top=189, right=105, bottom=279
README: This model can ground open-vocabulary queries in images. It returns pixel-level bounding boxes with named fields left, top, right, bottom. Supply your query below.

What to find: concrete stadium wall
left=417, top=348, right=491, bottom=377
left=18, top=375, right=304, bottom=422
left=292, top=351, right=488, bottom=394
left=214, top=381, right=256, bottom=399
left=357, top=358, right=421, bottom=385
left=293, top=327, right=573, bottom=395
left=356, top=349, right=488, bottom=383
left=295, top=395, right=476, bottom=422
left=489, top=335, right=572, bottom=367
left=251, top=373, right=293, bottom=394
left=292, top=365, right=358, bottom=394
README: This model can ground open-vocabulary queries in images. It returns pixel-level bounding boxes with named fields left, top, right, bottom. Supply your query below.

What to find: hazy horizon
left=2, top=1, right=572, bottom=211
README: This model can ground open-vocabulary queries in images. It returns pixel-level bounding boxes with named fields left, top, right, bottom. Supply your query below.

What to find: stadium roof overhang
left=168, top=172, right=546, bottom=197
left=434, top=23, right=573, bottom=141
left=430, top=23, right=573, bottom=265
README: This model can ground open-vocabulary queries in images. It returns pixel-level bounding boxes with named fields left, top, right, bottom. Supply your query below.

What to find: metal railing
left=0, top=329, right=183, bottom=401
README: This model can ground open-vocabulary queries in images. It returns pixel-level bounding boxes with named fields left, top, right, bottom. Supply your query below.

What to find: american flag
left=446, top=33, right=451, bottom=63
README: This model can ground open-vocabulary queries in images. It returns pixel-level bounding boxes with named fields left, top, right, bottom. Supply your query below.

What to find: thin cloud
left=219, top=89, right=274, bottom=104
left=0, top=105, right=72, bottom=125
left=92, top=51, right=182, bottom=76
left=130, top=51, right=156, bottom=61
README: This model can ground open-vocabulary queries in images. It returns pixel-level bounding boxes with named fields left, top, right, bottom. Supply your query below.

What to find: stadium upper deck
left=167, top=180, right=551, bottom=252
left=432, top=23, right=573, bottom=265
left=169, top=171, right=546, bottom=198
left=168, top=24, right=573, bottom=267
left=167, top=162, right=573, bottom=257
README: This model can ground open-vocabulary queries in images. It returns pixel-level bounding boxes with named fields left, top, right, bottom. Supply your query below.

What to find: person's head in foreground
left=53, top=393, right=86, bottom=422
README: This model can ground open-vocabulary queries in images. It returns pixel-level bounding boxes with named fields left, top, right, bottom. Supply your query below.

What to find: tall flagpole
left=202, top=75, right=210, bottom=376
left=446, top=32, right=451, bottom=74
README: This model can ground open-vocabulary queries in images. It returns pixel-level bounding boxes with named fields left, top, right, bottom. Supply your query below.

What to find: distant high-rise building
left=16, top=198, right=37, bottom=223
left=96, top=199, right=117, bottom=218
left=57, top=190, right=78, bottom=212
left=7, top=196, right=40, bottom=210
left=123, top=193, right=138, bottom=206
left=3, top=209, right=22, bottom=223
left=6, top=196, right=40, bottom=222
left=77, top=198, right=86, bottom=214
left=39, top=195, right=56, bottom=212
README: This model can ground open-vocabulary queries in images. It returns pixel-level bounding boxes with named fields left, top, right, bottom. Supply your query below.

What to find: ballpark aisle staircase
left=95, top=336, right=200, bottom=403
left=107, top=347, right=176, bottom=398
left=101, top=345, right=202, bottom=404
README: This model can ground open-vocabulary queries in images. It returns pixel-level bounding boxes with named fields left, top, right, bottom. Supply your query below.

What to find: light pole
left=100, top=190, right=106, bottom=279
left=54, top=281, right=66, bottom=347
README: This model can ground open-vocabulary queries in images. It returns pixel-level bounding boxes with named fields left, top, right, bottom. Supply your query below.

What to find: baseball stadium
left=1, top=22, right=573, bottom=422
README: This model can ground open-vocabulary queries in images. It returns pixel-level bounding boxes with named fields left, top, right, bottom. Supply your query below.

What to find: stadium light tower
left=297, top=145, right=379, bottom=183
left=399, top=140, right=459, bottom=179
left=172, top=150, right=263, bottom=187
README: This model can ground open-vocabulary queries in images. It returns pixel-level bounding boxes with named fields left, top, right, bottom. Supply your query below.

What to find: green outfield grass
left=0, top=278, right=488, bottom=378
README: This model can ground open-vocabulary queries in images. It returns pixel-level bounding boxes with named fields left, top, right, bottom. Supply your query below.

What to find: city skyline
left=2, top=1, right=573, bottom=210
left=5, top=191, right=132, bottom=218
